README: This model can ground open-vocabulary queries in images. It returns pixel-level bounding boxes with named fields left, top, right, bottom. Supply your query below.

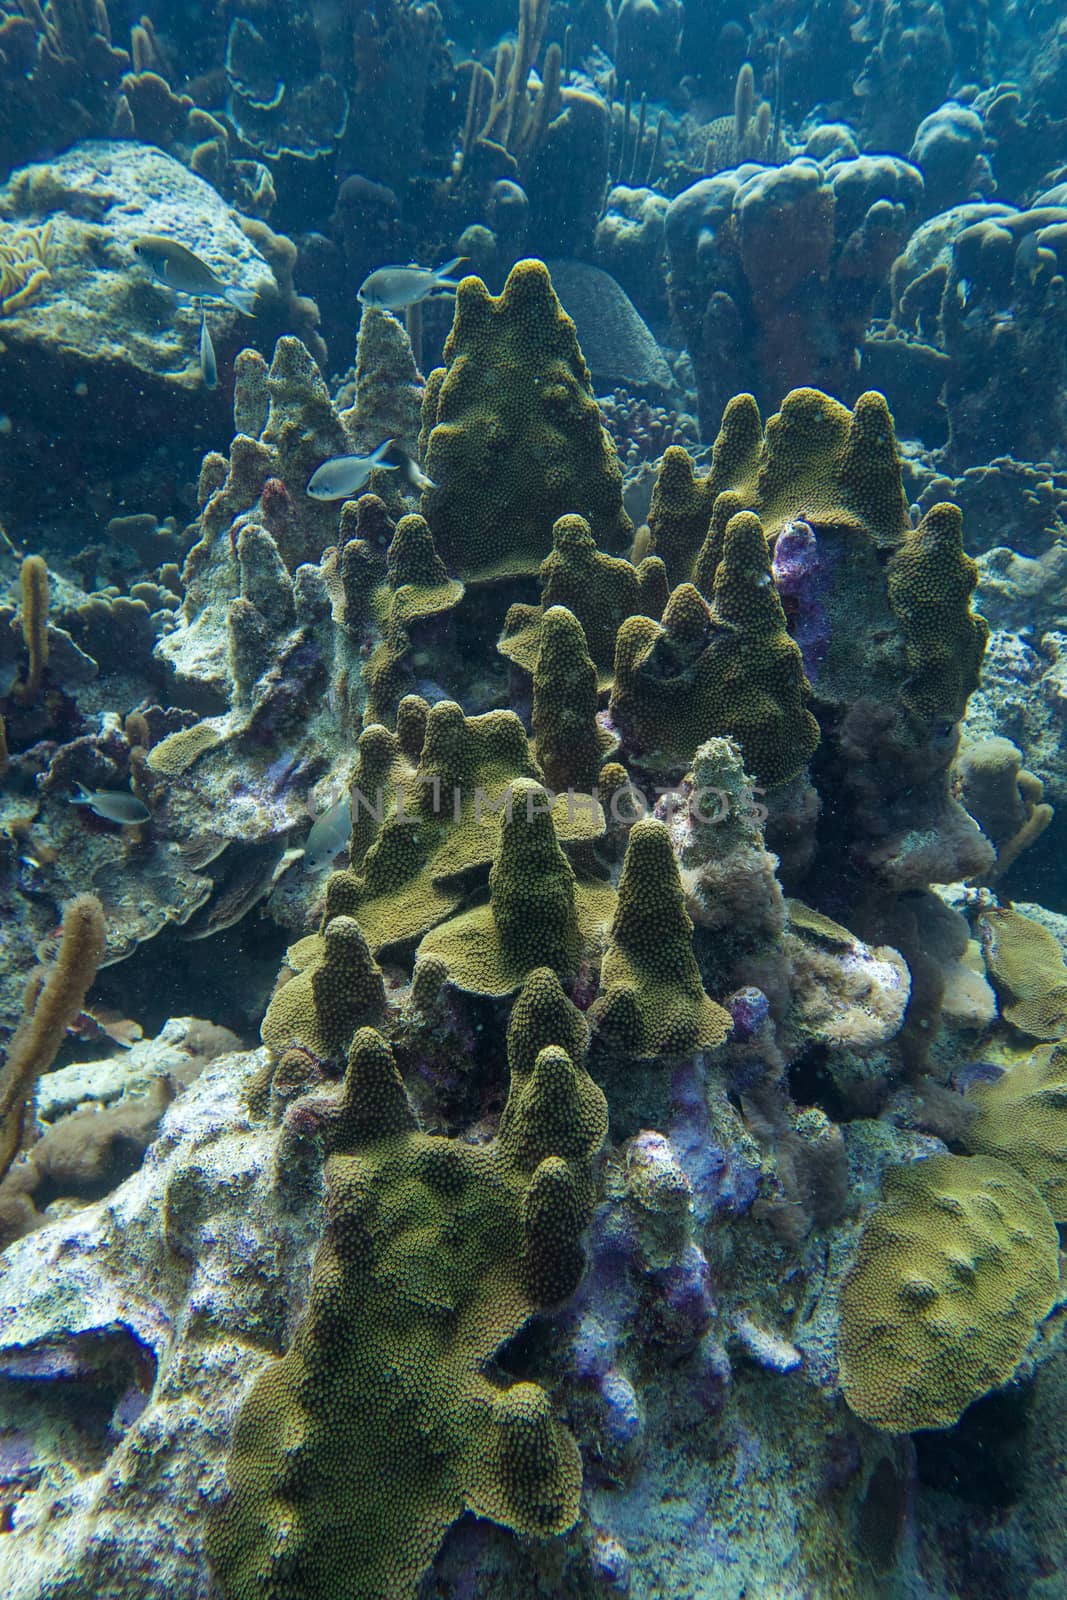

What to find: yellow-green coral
left=838, top=1153, right=1059, bottom=1432
left=416, top=779, right=616, bottom=997
left=965, top=1043, right=1067, bottom=1222
left=364, top=513, right=464, bottom=726
left=260, top=914, right=387, bottom=1061
left=531, top=605, right=611, bottom=794
left=648, top=388, right=912, bottom=588
left=609, top=513, right=820, bottom=785
left=207, top=1025, right=606, bottom=1600
left=421, top=260, right=632, bottom=583
left=978, top=906, right=1067, bottom=1041
left=589, top=818, right=732, bottom=1059
left=506, top=966, right=591, bottom=1078
left=886, top=502, right=989, bottom=726
left=499, top=512, right=666, bottom=685
left=325, top=702, right=604, bottom=957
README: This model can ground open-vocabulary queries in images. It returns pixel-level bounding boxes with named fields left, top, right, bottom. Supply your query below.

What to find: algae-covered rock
left=0, top=140, right=273, bottom=516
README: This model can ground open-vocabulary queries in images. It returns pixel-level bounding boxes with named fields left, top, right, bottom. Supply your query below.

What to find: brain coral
left=965, top=1043, right=1067, bottom=1222
left=589, top=818, right=732, bottom=1059
left=838, top=1154, right=1059, bottom=1432
left=207, top=1025, right=607, bottom=1600
left=420, top=259, right=632, bottom=583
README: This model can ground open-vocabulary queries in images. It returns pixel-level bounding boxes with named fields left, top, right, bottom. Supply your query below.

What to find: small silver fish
left=402, top=453, right=436, bottom=493
left=133, top=236, right=258, bottom=315
left=304, top=795, right=351, bottom=872
left=199, top=302, right=218, bottom=390
left=358, top=257, right=467, bottom=311
left=70, top=783, right=151, bottom=825
left=306, top=438, right=398, bottom=501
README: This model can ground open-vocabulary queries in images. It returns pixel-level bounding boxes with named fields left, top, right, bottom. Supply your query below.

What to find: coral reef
left=666, top=152, right=924, bottom=435
left=838, top=1153, right=1059, bottom=1431
left=208, top=1025, right=606, bottom=1600
left=420, top=259, right=632, bottom=583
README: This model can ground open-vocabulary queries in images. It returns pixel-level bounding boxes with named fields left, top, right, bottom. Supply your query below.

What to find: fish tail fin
left=69, top=783, right=89, bottom=805
left=224, top=285, right=258, bottom=316
left=435, top=256, right=467, bottom=280
left=370, top=438, right=396, bottom=462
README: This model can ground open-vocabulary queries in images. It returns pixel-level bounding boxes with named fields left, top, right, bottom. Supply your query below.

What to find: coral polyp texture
left=609, top=513, right=820, bottom=785
left=839, top=1153, right=1060, bottom=1433
left=416, top=779, right=617, bottom=997
left=420, top=259, right=633, bottom=583
left=590, top=818, right=732, bottom=1058
left=207, top=1025, right=606, bottom=1600
left=965, top=1043, right=1067, bottom=1221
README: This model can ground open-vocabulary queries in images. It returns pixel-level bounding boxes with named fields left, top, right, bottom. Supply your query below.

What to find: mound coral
left=886, top=503, right=989, bottom=726
left=589, top=819, right=732, bottom=1059
left=666, top=155, right=923, bottom=434
left=531, top=606, right=609, bottom=794
left=363, top=514, right=464, bottom=727
left=965, top=1043, right=1067, bottom=1222
left=648, top=387, right=912, bottom=591
left=420, top=259, right=632, bottom=583
left=978, top=907, right=1067, bottom=1041
left=207, top=1025, right=607, bottom=1600
left=324, top=703, right=603, bottom=958
left=838, top=1154, right=1059, bottom=1432
left=260, top=915, right=386, bottom=1063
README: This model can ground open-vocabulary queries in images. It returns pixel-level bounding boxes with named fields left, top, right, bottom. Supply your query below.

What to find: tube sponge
left=0, top=894, right=107, bottom=1185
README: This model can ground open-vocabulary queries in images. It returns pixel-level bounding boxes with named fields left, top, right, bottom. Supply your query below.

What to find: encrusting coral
left=420, top=259, right=633, bottom=583
left=977, top=906, right=1067, bottom=1041
left=207, top=1024, right=607, bottom=1600
left=838, top=1153, right=1060, bottom=1432
left=965, top=1043, right=1067, bottom=1222
left=589, top=819, right=732, bottom=1059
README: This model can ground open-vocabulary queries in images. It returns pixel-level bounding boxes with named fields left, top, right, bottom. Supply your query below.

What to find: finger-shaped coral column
left=590, top=818, right=732, bottom=1059
left=207, top=1025, right=606, bottom=1600
left=420, top=259, right=632, bottom=583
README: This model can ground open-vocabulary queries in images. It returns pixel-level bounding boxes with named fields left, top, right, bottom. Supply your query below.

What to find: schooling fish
left=306, top=438, right=398, bottom=501
left=358, top=257, right=467, bottom=311
left=303, top=795, right=351, bottom=873
left=199, top=302, right=217, bottom=390
left=70, top=783, right=151, bottom=825
left=133, top=236, right=258, bottom=315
